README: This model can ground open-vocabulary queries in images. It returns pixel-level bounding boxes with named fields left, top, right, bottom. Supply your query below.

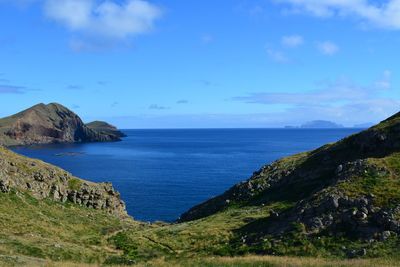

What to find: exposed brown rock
left=0, top=103, right=121, bottom=146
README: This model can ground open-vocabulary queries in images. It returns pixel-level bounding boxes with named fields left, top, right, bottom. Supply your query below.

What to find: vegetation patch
left=68, top=178, right=83, bottom=191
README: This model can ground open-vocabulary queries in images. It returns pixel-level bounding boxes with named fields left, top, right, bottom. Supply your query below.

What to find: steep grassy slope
left=144, top=112, right=400, bottom=261
left=0, top=191, right=136, bottom=265
left=0, top=145, right=139, bottom=266
left=180, top=112, right=400, bottom=222
left=0, top=103, right=121, bottom=146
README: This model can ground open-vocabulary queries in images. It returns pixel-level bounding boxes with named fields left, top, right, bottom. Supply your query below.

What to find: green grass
left=105, top=202, right=298, bottom=263
left=0, top=190, right=135, bottom=264
left=68, top=178, right=83, bottom=191
left=338, top=155, right=400, bottom=208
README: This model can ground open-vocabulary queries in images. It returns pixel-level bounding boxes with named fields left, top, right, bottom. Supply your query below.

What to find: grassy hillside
left=2, top=113, right=400, bottom=265
left=2, top=191, right=396, bottom=266
left=0, top=190, right=136, bottom=266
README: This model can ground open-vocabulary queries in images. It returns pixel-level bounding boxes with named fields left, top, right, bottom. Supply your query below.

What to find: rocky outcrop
left=86, top=121, right=126, bottom=139
left=0, top=103, right=121, bottom=146
left=0, top=146, right=127, bottom=218
left=179, top=153, right=308, bottom=221
left=258, top=161, right=391, bottom=237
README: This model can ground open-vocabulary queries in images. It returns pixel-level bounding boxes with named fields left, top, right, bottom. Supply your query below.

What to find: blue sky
left=0, top=0, right=399, bottom=128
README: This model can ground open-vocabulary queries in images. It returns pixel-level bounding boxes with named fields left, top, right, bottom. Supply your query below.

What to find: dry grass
left=8, top=255, right=397, bottom=267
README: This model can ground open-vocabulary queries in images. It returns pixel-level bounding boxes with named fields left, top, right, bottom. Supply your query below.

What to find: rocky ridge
left=0, top=146, right=127, bottom=218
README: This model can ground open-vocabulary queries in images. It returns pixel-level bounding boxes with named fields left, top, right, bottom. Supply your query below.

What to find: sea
left=11, top=128, right=363, bottom=222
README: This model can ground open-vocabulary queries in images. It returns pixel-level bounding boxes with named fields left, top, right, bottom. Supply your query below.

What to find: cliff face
left=86, top=121, right=126, bottom=139
left=0, top=103, right=121, bottom=146
left=0, top=146, right=127, bottom=218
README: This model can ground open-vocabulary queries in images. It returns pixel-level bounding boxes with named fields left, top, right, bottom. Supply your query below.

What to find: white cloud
left=275, top=0, right=400, bottom=30
left=282, top=35, right=304, bottom=47
left=149, top=104, right=170, bottom=110
left=44, top=0, right=162, bottom=39
left=317, top=41, right=339, bottom=55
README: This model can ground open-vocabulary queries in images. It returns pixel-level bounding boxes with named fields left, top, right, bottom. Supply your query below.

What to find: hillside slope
left=88, top=112, right=400, bottom=264
left=0, top=145, right=138, bottom=265
left=129, top=112, right=400, bottom=260
left=2, top=112, right=400, bottom=265
left=0, top=103, right=121, bottom=146
left=180, top=112, right=400, bottom=222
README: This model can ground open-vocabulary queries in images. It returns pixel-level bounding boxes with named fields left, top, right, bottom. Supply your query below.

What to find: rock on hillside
left=179, top=111, right=400, bottom=245
left=0, top=146, right=127, bottom=218
left=86, top=121, right=126, bottom=139
left=0, top=103, right=121, bottom=146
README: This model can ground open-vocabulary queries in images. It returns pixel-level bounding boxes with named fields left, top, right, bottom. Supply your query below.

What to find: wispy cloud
left=66, top=84, right=83, bottom=90
left=0, top=84, right=26, bottom=94
left=0, top=0, right=38, bottom=8
left=201, top=34, right=213, bottom=44
left=233, top=71, right=398, bottom=125
left=375, top=70, right=392, bottom=90
left=111, top=102, right=119, bottom=108
left=234, top=3, right=265, bottom=17
left=195, top=80, right=219, bottom=87
left=97, top=80, right=108, bottom=86
left=149, top=104, right=170, bottom=110
left=275, top=0, right=400, bottom=30
left=266, top=48, right=289, bottom=63
left=282, top=35, right=304, bottom=47
left=0, top=73, right=8, bottom=83
left=317, top=41, right=339, bottom=55
left=176, top=100, right=189, bottom=104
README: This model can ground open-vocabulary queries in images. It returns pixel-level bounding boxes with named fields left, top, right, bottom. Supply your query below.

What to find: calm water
left=11, top=128, right=362, bottom=222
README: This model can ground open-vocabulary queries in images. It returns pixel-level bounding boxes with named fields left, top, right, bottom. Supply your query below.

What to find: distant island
left=285, top=120, right=344, bottom=129
left=285, top=120, right=374, bottom=129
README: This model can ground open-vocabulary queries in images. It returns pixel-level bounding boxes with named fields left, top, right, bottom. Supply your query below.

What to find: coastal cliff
left=0, top=146, right=127, bottom=218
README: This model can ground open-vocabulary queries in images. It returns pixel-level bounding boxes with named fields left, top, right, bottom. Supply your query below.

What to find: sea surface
left=11, top=128, right=363, bottom=222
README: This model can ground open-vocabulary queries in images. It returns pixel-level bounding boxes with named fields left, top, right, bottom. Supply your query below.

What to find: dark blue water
left=11, top=129, right=362, bottom=222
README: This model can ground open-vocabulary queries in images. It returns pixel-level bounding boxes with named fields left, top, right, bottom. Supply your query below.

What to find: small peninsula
left=0, top=103, right=124, bottom=146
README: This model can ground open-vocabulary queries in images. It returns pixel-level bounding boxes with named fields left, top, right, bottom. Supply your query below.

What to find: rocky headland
left=0, top=103, right=123, bottom=146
